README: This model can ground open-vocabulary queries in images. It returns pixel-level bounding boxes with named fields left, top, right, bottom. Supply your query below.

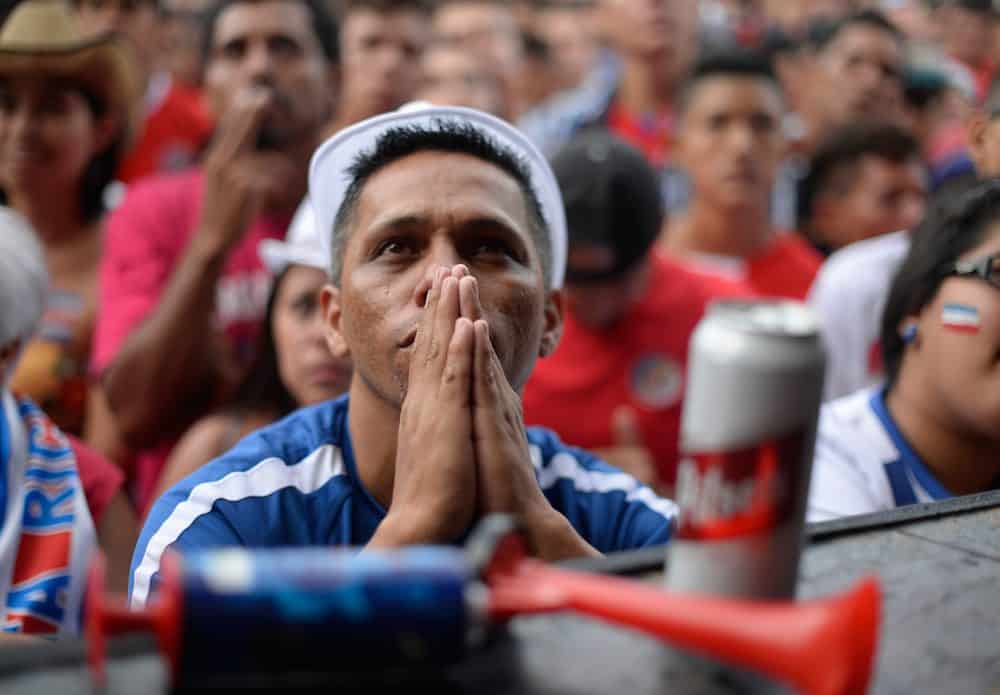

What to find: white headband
left=307, top=102, right=567, bottom=288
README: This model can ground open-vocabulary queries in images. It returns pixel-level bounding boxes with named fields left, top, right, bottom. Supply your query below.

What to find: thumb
left=611, top=406, right=644, bottom=447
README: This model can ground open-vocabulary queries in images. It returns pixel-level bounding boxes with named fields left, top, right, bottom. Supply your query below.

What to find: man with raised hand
left=129, top=105, right=676, bottom=607
left=92, top=0, right=339, bottom=511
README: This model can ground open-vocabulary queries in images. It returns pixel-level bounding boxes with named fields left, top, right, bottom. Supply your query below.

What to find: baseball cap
left=258, top=199, right=329, bottom=275
left=550, top=131, right=663, bottom=284
left=308, top=102, right=567, bottom=288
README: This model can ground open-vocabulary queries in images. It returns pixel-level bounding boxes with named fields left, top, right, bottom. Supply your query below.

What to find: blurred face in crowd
left=203, top=0, right=333, bottom=149
left=74, top=0, right=159, bottom=76
left=161, top=0, right=213, bottom=87
left=340, top=6, right=429, bottom=119
left=418, top=44, right=505, bottom=116
left=564, top=245, right=649, bottom=330
left=811, top=155, right=928, bottom=250
left=761, top=0, right=846, bottom=32
left=677, top=75, right=785, bottom=213
left=597, top=0, right=697, bottom=75
left=812, top=23, right=904, bottom=128
left=273, top=265, right=352, bottom=406
left=936, top=4, right=995, bottom=67
left=0, top=77, right=115, bottom=198
left=882, top=0, right=935, bottom=42
left=900, top=222, right=1000, bottom=439
left=538, top=5, right=597, bottom=90
left=433, top=2, right=522, bottom=85
left=324, top=151, right=560, bottom=404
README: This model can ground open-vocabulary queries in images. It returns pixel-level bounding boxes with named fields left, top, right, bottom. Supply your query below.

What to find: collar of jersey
left=868, top=387, right=952, bottom=501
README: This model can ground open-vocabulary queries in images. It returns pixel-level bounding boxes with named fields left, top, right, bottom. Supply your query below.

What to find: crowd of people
left=0, top=0, right=997, bottom=637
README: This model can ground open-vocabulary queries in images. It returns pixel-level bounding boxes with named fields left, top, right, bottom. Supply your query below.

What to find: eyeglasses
left=946, top=252, right=1000, bottom=289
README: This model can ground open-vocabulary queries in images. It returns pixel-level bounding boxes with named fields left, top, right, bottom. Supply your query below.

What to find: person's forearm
left=104, top=234, right=229, bottom=445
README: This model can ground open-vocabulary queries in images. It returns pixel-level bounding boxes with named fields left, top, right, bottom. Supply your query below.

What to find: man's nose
left=855, top=60, right=883, bottom=89
left=244, top=42, right=276, bottom=81
left=413, top=259, right=468, bottom=307
left=729, top=123, right=754, bottom=153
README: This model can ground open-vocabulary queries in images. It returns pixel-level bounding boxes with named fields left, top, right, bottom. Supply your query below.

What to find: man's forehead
left=351, top=151, right=530, bottom=226
left=683, top=76, right=784, bottom=115
left=214, top=0, right=313, bottom=42
left=826, top=24, right=902, bottom=57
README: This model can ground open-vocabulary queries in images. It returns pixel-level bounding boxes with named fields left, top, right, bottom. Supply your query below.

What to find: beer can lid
left=710, top=300, right=819, bottom=337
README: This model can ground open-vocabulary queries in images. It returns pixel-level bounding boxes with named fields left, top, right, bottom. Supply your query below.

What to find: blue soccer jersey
left=130, top=396, right=676, bottom=606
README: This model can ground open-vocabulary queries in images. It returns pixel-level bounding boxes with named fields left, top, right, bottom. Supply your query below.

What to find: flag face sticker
left=941, top=304, right=981, bottom=333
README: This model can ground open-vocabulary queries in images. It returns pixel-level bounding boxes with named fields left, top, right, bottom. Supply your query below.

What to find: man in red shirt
left=91, top=0, right=339, bottom=511
left=522, top=132, right=750, bottom=492
left=661, top=49, right=822, bottom=299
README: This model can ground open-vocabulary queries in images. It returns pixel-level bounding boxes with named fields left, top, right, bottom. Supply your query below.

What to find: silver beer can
left=664, top=300, right=825, bottom=600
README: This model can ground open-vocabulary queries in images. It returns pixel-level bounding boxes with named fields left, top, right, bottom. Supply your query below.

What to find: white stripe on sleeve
left=537, top=451, right=678, bottom=521
left=131, top=445, right=345, bottom=608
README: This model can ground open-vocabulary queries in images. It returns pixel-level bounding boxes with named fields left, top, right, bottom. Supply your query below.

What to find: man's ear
left=967, top=110, right=989, bottom=173
left=321, top=283, right=351, bottom=359
left=539, top=289, right=564, bottom=358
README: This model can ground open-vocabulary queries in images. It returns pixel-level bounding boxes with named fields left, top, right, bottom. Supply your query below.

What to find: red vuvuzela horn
left=485, top=532, right=880, bottom=695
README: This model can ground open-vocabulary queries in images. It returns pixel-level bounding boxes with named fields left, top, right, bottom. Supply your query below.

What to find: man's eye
left=472, top=240, right=514, bottom=259
left=376, top=240, right=416, bottom=258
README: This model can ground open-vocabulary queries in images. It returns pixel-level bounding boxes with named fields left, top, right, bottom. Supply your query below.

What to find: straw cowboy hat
left=0, top=0, right=140, bottom=136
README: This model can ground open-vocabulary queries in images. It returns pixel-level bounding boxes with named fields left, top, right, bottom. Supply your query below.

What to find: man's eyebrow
left=366, top=214, right=430, bottom=234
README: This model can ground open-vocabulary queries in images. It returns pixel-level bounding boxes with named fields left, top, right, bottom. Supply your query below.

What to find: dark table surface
left=2, top=491, right=999, bottom=694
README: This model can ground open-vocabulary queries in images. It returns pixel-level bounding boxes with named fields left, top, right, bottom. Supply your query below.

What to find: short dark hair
left=881, top=178, right=1000, bottom=388
left=201, top=0, right=339, bottom=66
left=811, top=9, right=904, bottom=52
left=331, top=120, right=552, bottom=287
left=340, top=0, right=432, bottom=14
left=940, top=0, right=997, bottom=15
left=677, top=48, right=781, bottom=114
left=799, top=123, right=923, bottom=228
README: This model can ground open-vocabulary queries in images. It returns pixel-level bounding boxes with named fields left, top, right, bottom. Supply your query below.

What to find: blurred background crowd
left=0, top=0, right=999, bottom=601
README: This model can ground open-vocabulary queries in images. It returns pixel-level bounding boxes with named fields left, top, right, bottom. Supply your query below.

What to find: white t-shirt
left=808, top=231, right=911, bottom=401
left=807, top=386, right=952, bottom=522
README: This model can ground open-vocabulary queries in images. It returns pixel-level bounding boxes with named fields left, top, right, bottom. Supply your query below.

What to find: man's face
left=203, top=0, right=332, bottom=148
left=418, top=46, right=505, bottom=116
left=597, top=0, right=697, bottom=67
left=340, top=8, right=429, bottom=118
left=539, top=6, right=596, bottom=90
left=433, top=3, right=521, bottom=82
left=677, top=76, right=785, bottom=212
left=327, top=151, right=560, bottom=405
left=937, top=5, right=995, bottom=67
left=75, top=0, right=158, bottom=74
left=815, top=24, right=904, bottom=126
left=814, top=155, right=928, bottom=250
